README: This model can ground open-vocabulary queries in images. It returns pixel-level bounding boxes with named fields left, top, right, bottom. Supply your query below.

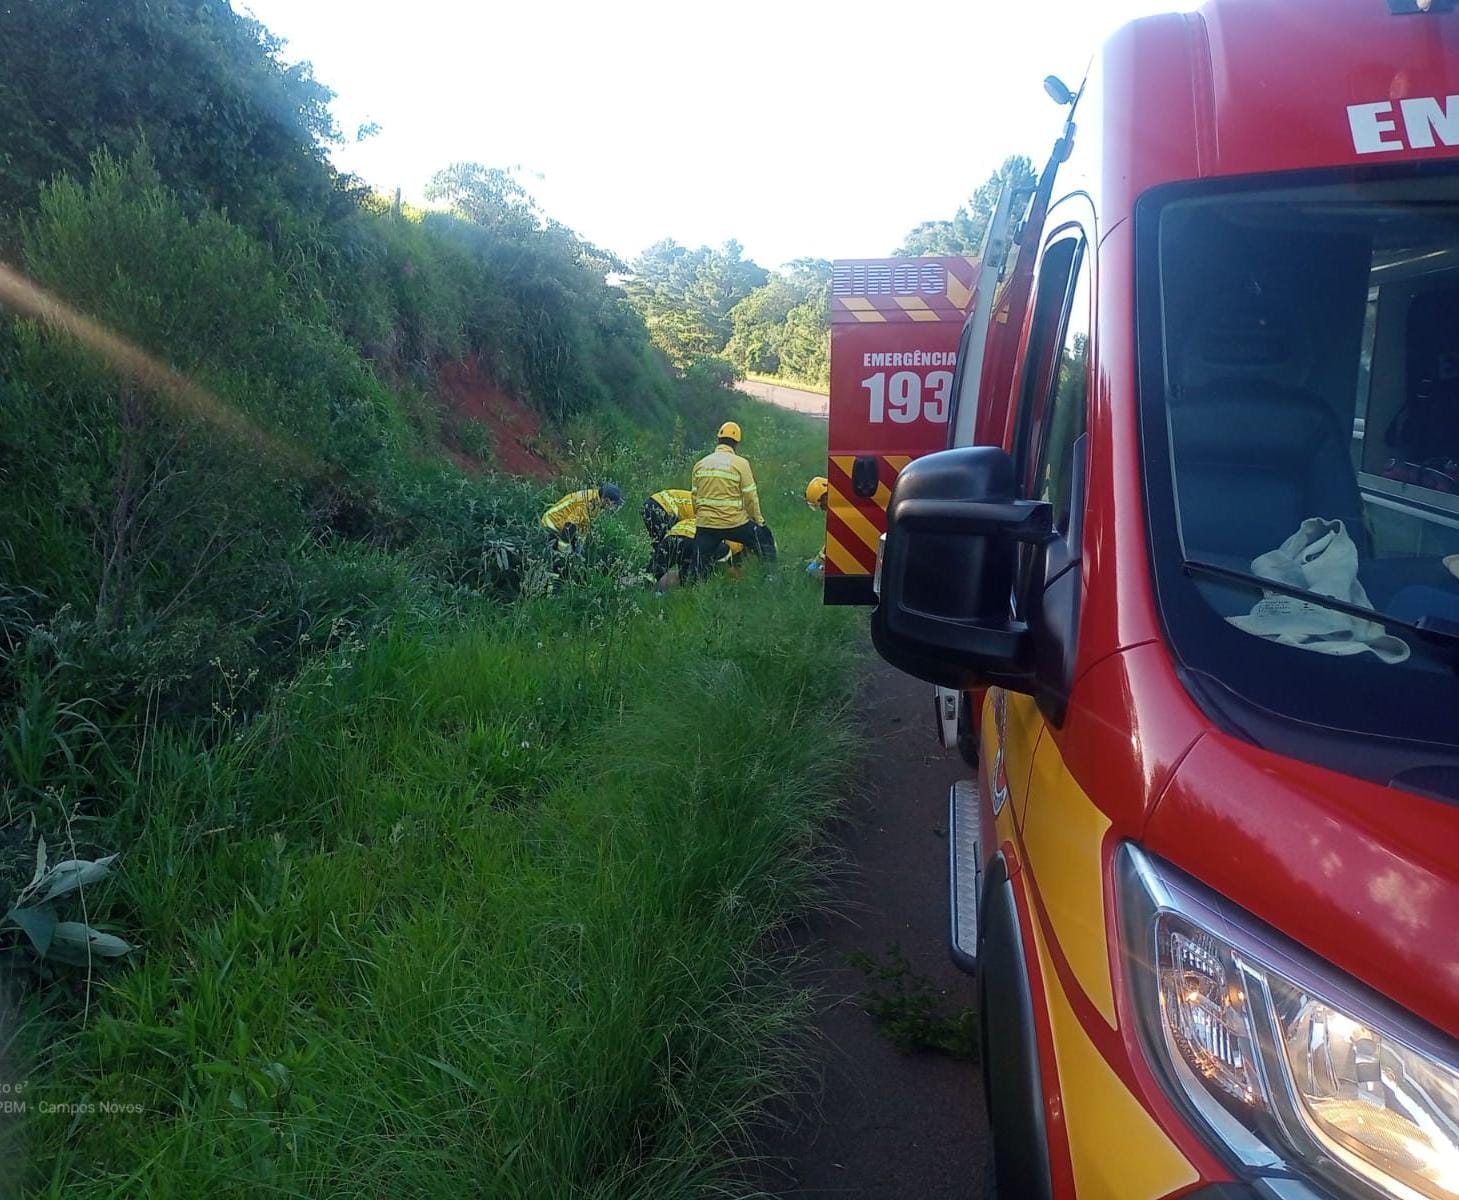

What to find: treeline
left=620, top=155, right=1038, bottom=393
left=622, top=240, right=832, bottom=390
left=897, top=154, right=1037, bottom=256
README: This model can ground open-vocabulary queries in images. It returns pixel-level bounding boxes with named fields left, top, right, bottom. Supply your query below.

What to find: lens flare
left=0, top=260, right=312, bottom=473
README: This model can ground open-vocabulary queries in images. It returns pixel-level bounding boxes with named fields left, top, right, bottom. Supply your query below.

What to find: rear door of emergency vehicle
left=823, top=256, right=980, bottom=605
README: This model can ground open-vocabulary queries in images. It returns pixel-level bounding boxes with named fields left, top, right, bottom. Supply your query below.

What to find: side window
left=944, top=316, right=977, bottom=445
left=1032, top=247, right=1091, bottom=535
left=1013, top=238, right=1079, bottom=481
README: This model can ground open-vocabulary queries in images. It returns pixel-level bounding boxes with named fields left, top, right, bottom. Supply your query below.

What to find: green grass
left=9, top=401, right=861, bottom=1198
left=847, top=945, right=980, bottom=1061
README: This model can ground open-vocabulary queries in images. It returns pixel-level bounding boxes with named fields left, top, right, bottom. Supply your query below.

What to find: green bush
left=0, top=0, right=352, bottom=247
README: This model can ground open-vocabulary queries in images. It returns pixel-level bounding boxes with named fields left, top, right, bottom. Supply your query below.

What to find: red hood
left=1060, top=641, right=1459, bottom=1036
left=1144, top=724, right=1459, bottom=1038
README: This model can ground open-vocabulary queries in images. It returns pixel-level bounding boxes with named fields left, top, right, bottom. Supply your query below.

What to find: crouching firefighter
left=804, top=475, right=829, bottom=575
left=643, top=487, right=695, bottom=577
left=654, top=517, right=744, bottom=591
left=541, top=482, right=623, bottom=555
left=689, top=422, right=776, bottom=579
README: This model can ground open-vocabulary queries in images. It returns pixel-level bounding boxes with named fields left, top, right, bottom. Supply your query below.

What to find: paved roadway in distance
left=738, top=379, right=829, bottom=420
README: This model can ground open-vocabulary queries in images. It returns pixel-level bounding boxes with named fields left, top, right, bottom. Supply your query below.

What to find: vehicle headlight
left=1121, top=846, right=1459, bottom=1200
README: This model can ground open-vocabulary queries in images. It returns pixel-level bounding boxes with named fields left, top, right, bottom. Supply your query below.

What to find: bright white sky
left=242, top=0, right=1191, bottom=270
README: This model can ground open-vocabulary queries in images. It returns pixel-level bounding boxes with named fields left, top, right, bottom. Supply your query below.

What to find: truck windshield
left=1142, top=170, right=1459, bottom=769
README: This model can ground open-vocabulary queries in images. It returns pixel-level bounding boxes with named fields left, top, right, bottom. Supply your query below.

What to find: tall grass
left=10, top=405, right=861, bottom=1198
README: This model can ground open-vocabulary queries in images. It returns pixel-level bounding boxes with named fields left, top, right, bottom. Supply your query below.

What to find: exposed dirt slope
left=437, top=357, right=555, bottom=478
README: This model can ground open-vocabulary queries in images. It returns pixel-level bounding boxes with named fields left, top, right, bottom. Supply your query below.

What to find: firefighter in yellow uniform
left=653, top=516, right=744, bottom=591
left=805, top=476, right=830, bottom=575
left=653, top=513, right=726, bottom=589
left=689, top=421, right=776, bottom=578
left=540, top=482, right=623, bottom=554
left=643, top=487, right=695, bottom=576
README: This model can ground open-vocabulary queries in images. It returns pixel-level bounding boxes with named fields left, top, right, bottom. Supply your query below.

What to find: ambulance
left=853, top=0, right=1459, bottom=1195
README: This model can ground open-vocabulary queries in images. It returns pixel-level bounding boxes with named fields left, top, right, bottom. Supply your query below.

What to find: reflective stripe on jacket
left=651, top=489, right=695, bottom=522
left=691, top=443, right=762, bottom=529
left=541, top=488, right=599, bottom=533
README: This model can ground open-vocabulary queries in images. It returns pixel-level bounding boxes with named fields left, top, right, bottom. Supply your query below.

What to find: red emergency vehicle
left=823, top=256, right=980, bottom=605
left=865, top=1, right=1459, bottom=1196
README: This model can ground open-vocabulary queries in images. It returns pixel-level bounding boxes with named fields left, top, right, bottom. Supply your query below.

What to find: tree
left=722, top=259, right=831, bottom=388
left=623, top=239, right=768, bottom=366
left=783, top=257, right=833, bottom=288
left=897, top=210, right=982, bottom=256
left=895, top=155, right=1037, bottom=256
left=425, top=163, right=540, bottom=237
left=0, top=0, right=352, bottom=240
left=723, top=279, right=803, bottom=374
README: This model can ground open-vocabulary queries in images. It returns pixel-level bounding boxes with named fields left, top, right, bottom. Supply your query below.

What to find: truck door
left=981, top=227, right=1091, bottom=796
left=823, top=256, right=980, bottom=605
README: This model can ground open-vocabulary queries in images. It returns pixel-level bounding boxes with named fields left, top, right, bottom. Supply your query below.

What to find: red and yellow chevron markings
left=824, top=453, right=913, bottom=576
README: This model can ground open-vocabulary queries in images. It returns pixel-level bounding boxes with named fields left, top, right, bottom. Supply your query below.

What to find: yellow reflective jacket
left=651, top=488, right=695, bottom=522
left=541, top=488, right=601, bottom=533
left=692, top=443, right=762, bottom=530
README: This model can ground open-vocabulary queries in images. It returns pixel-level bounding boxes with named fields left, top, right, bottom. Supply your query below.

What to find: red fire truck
left=843, top=0, right=1459, bottom=1196
left=823, top=255, right=981, bottom=605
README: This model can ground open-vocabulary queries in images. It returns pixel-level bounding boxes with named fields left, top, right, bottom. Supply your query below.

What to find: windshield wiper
left=1180, top=557, right=1459, bottom=664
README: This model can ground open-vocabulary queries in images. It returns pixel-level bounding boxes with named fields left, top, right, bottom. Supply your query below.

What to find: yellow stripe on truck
left=1027, top=905, right=1198, bottom=1199
left=1021, top=737, right=1119, bottom=1029
left=946, top=272, right=973, bottom=312
left=894, top=296, right=942, bottom=322
left=1003, top=693, right=1045, bottom=827
left=828, top=490, right=884, bottom=558
left=825, top=535, right=866, bottom=575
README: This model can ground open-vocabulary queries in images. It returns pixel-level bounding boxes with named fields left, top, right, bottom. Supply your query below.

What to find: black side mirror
left=871, top=446, right=1052, bottom=691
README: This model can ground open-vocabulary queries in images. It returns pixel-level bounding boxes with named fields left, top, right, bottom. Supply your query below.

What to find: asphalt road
left=754, top=653, right=989, bottom=1198
left=738, top=379, right=829, bottom=420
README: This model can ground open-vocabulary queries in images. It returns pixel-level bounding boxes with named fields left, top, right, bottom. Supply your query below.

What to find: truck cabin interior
left=1154, top=172, right=1459, bottom=652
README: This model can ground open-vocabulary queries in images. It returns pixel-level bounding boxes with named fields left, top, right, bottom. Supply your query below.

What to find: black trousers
left=649, top=534, right=695, bottom=579
left=643, top=500, right=678, bottom=574
left=690, top=522, right=776, bottom=579
left=546, top=522, right=579, bottom=553
left=642, top=499, right=676, bottom=543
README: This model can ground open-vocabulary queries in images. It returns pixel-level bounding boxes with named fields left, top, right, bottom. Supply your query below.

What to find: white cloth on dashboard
left=1226, top=517, right=1409, bottom=663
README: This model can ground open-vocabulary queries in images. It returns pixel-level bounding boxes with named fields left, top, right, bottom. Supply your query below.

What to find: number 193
left=862, top=370, right=952, bottom=424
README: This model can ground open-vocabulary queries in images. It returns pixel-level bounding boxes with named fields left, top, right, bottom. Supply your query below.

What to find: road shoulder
left=754, top=655, right=988, bottom=1198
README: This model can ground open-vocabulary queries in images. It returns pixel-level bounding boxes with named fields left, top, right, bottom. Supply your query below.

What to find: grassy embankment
left=2, top=15, right=863, bottom=1187
left=12, top=404, right=863, bottom=1199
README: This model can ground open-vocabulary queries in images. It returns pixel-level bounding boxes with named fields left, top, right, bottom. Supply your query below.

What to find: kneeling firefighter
left=689, top=421, right=776, bottom=579
left=654, top=516, right=744, bottom=591
left=643, top=487, right=695, bottom=577
left=540, top=482, right=623, bottom=554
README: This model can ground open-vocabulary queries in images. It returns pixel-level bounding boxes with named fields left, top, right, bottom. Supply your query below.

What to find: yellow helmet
left=805, top=476, right=830, bottom=509
left=716, top=421, right=742, bottom=444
